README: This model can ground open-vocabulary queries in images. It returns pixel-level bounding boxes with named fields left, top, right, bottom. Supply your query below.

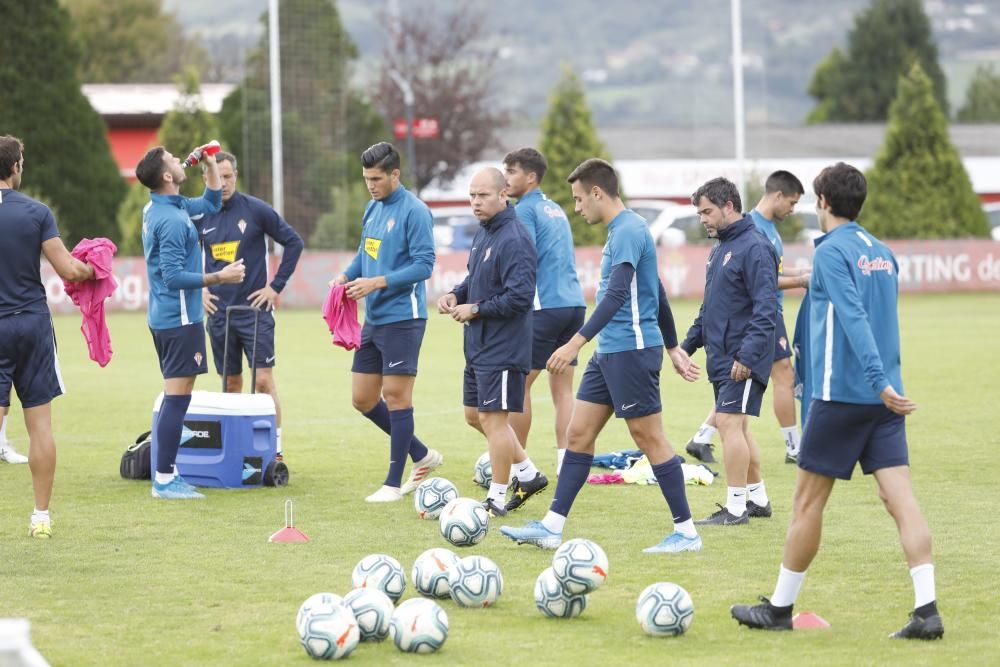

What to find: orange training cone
left=792, top=611, right=830, bottom=629
left=269, top=499, right=310, bottom=543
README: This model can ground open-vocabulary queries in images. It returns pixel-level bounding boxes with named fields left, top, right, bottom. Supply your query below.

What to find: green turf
left=1, top=293, right=997, bottom=665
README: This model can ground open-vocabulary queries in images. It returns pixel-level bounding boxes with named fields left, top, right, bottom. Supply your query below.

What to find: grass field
left=2, top=293, right=998, bottom=666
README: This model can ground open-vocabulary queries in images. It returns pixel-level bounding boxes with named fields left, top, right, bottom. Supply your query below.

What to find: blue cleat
left=499, top=520, right=562, bottom=550
left=152, top=477, right=205, bottom=499
left=642, top=531, right=703, bottom=553
left=173, top=475, right=199, bottom=493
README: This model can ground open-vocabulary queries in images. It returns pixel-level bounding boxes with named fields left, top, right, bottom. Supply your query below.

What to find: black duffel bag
left=120, top=431, right=152, bottom=480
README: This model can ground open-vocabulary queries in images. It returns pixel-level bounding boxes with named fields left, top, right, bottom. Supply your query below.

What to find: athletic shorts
left=799, top=399, right=908, bottom=480
left=463, top=366, right=526, bottom=413
left=576, top=347, right=662, bottom=419
left=0, top=312, right=64, bottom=409
left=206, top=310, right=276, bottom=376
left=150, top=323, right=208, bottom=380
left=531, top=306, right=586, bottom=370
left=773, top=313, right=792, bottom=362
left=713, top=377, right=767, bottom=417
left=351, top=319, right=426, bottom=376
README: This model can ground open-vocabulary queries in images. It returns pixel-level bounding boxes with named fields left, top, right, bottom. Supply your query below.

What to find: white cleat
left=0, top=441, right=28, bottom=464
left=399, top=449, right=444, bottom=496
left=365, top=485, right=403, bottom=503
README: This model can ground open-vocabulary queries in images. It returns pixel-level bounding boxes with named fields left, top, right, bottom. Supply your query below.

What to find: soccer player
left=685, top=171, right=810, bottom=465
left=500, top=158, right=703, bottom=553
left=331, top=142, right=441, bottom=503
left=0, top=135, right=96, bottom=536
left=437, top=167, right=537, bottom=517
left=137, top=145, right=246, bottom=500
left=199, top=151, right=304, bottom=462
left=681, top=178, right=779, bottom=526
left=731, top=162, right=943, bottom=640
left=503, top=148, right=585, bottom=493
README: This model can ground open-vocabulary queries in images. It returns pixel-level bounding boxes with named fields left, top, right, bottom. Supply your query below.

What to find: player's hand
left=202, top=150, right=217, bottom=166
left=450, top=303, right=478, bottom=323
left=730, top=359, right=751, bottom=381
left=203, top=291, right=219, bottom=316
left=437, top=293, right=457, bottom=314
left=547, top=336, right=585, bottom=375
left=799, top=272, right=811, bottom=289
left=248, top=285, right=279, bottom=311
left=667, top=346, right=700, bottom=382
left=328, top=273, right=348, bottom=288
left=880, top=385, right=916, bottom=416
left=345, top=276, right=384, bottom=301
left=217, top=259, right=245, bottom=284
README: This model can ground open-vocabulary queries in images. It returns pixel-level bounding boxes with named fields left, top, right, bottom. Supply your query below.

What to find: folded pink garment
left=587, top=472, right=625, bottom=484
left=64, top=238, right=118, bottom=367
left=322, top=283, right=361, bottom=351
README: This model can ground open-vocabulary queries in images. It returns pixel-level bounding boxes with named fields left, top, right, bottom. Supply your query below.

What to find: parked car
left=431, top=206, right=480, bottom=253
left=984, top=202, right=1000, bottom=241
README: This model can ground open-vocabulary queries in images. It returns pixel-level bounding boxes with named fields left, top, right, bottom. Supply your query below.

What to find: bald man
left=438, top=168, right=539, bottom=516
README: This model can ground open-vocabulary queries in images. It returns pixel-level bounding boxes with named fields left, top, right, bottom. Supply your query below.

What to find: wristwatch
left=470, top=303, right=480, bottom=316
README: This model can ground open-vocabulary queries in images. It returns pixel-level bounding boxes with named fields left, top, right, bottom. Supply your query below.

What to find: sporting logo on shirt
left=365, top=237, right=381, bottom=259
left=238, top=219, right=247, bottom=235
left=387, top=218, right=396, bottom=232
left=542, top=205, right=567, bottom=220
left=210, top=241, right=240, bottom=263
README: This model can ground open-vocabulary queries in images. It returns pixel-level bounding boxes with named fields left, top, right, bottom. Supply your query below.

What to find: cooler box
left=150, top=390, right=279, bottom=488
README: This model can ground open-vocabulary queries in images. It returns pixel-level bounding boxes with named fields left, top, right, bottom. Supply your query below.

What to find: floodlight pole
left=268, top=0, right=284, bottom=216
left=731, top=0, right=746, bottom=206
left=388, top=69, right=417, bottom=187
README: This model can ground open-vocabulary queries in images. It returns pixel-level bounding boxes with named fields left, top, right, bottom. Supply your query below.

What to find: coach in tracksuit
left=438, top=167, right=537, bottom=517
left=682, top=177, right=778, bottom=526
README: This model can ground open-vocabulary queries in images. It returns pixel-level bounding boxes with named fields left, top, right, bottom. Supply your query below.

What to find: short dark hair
left=207, top=150, right=237, bottom=172
left=764, top=170, right=804, bottom=196
left=813, top=162, right=867, bottom=220
left=503, top=147, right=548, bottom=183
left=361, top=142, right=401, bottom=173
left=135, top=147, right=168, bottom=191
left=692, top=177, right=742, bottom=213
left=0, top=135, right=24, bottom=180
left=567, top=158, right=619, bottom=198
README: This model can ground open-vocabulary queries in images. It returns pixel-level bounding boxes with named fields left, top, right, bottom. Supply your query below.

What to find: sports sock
left=31, top=508, right=50, bottom=526
left=487, top=482, right=508, bottom=505
left=747, top=480, right=769, bottom=505
left=771, top=565, right=806, bottom=608
left=541, top=510, right=566, bottom=534
left=651, top=456, right=693, bottom=527
left=515, top=457, right=539, bottom=482
left=910, top=563, right=936, bottom=609
left=154, top=471, right=175, bottom=485
left=692, top=422, right=717, bottom=444
left=914, top=600, right=938, bottom=620
left=0, top=415, right=7, bottom=442
left=362, top=400, right=429, bottom=460
left=548, top=450, right=592, bottom=518
left=781, top=426, right=801, bottom=455
left=408, top=435, right=428, bottom=463
left=156, top=394, right=192, bottom=475
left=556, top=448, right=565, bottom=475
left=673, top=518, right=697, bottom=539
left=384, top=408, right=413, bottom=488
left=275, top=427, right=282, bottom=456
left=726, top=486, right=747, bottom=516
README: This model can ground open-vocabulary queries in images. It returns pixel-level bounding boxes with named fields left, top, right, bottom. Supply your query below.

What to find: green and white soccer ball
left=635, top=582, right=694, bottom=637
left=296, top=592, right=343, bottom=638
left=447, top=555, right=503, bottom=608
left=439, top=498, right=489, bottom=547
left=534, top=566, right=588, bottom=618
left=297, top=601, right=360, bottom=660
left=414, top=477, right=459, bottom=520
left=472, top=451, right=492, bottom=488
left=551, top=538, right=609, bottom=595
left=351, top=554, right=407, bottom=602
left=341, top=587, right=394, bottom=642
left=412, top=547, right=461, bottom=599
left=389, top=598, right=449, bottom=654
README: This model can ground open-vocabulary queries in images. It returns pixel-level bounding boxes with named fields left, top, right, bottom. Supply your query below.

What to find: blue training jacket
left=808, top=221, right=902, bottom=404
left=514, top=189, right=585, bottom=310
left=681, top=214, right=779, bottom=384
left=452, top=204, right=537, bottom=371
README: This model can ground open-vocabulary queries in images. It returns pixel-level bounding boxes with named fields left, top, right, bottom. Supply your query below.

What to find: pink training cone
left=792, top=611, right=831, bottom=629
left=269, top=499, right=310, bottom=543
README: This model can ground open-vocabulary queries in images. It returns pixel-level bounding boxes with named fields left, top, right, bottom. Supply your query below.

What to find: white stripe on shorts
left=741, top=377, right=752, bottom=413
left=51, top=320, right=66, bottom=394
left=501, top=369, right=508, bottom=410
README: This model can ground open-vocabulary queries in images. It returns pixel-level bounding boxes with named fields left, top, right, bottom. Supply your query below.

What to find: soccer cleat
left=747, top=499, right=772, bottom=518
left=151, top=477, right=206, bottom=499
left=685, top=440, right=717, bottom=463
left=785, top=452, right=798, bottom=464
left=890, top=612, right=944, bottom=640
left=504, top=472, right=549, bottom=512
left=173, top=475, right=199, bottom=493
left=695, top=503, right=749, bottom=525
left=29, top=521, right=52, bottom=539
left=482, top=498, right=507, bottom=518
left=730, top=596, right=793, bottom=631
left=399, top=449, right=444, bottom=496
left=642, top=531, right=703, bottom=553
left=365, top=485, right=403, bottom=503
left=0, top=441, right=28, bottom=464
left=499, top=520, right=562, bottom=550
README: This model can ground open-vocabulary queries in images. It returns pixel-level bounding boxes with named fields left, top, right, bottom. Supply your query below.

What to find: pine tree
left=0, top=0, right=126, bottom=246
left=862, top=64, right=988, bottom=239
left=156, top=68, right=221, bottom=198
left=957, top=65, right=1000, bottom=123
left=539, top=69, right=613, bottom=246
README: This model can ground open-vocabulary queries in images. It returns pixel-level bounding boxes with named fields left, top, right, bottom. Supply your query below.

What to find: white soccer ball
left=447, top=555, right=503, bottom=608
left=414, top=477, right=459, bottom=520
left=412, top=547, right=461, bottom=598
left=297, top=601, right=360, bottom=660
left=439, top=498, right=489, bottom=547
left=635, top=582, right=695, bottom=637
left=534, top=567, right=588, bottom=618
left=341, top=587, right=394, bottom=642
left=351, top=554, right=407, bottom=602
left=551, top=538, right=609, bottom=595
left=296, top=592, right=343, bottom=638
left=389, top=597, right=449, bottom=654
left=472, top=451, right=492, bottom=488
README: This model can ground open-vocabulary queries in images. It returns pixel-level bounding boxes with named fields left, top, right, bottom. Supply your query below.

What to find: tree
left=115, top=182, right=149, bottom=256
left=807, top=0, right=947, bottom=123
left=0, top=0, right=126, bottom=246
left=956, top=65, right=1000, bottom=123
left=539, top=68, right=612, bottom=246
left=157, top=68, right=220, bottom=198
left=862, top=64, right=988, bottom=239
left=376, top=2, right=509, bottom=193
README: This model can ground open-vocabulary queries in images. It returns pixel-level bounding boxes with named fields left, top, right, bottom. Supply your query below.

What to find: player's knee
left=352, top=394, right=377, bottom=413
left=464, top=409, right=480, bottom=429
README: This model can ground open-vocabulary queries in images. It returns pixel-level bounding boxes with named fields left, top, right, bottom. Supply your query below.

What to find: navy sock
left=363, top=399, right=429, bottom=462
left=549, top=450, right=593, bottom=518
left=651, top=455, right=692, bottom=524
left=156, top=394, right=192, bottom=475
left=385, top=408, right=414, bottom=488
left=915, top=601, right=938, bottom=619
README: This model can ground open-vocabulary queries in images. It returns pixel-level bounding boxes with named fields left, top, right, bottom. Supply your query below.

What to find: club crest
left=723, top=251, right=733, bottom=266
left=194, top=352, right=203, bottom=366
left=779, top=336, right=788, bottom=350
left=387, top=218, right=396, bottom=232
left=238, top=219, right=247, bottom=235
left=484, top=247, right=492, bottom=262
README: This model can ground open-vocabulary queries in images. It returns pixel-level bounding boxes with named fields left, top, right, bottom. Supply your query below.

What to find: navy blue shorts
left=206, top=310, right=276, bottom=376
left=0, top=312, right=64, bottom=409
left=773, top=313, right=792, bottom=362
left=351, top=319, right=426, bottom=376
left=799, top=400, right=909, bottom=480
left=576, top=347, right=662, bottom=419
left=531, top=307, right=586, bottom=370
left=463, top=366, right=526, bottom=413
left=713, top=377, right=766, bottom=416
left=150, top=323, right=208, bottom=379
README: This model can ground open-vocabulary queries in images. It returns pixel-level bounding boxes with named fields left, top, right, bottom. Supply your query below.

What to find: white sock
left=31, top=508, right=50, bottom=526
left=673, top=518, right=697, bottom=538
left=771, top=565, right=806, bottom=607
left=556, top=448, right=565, bottom=475
left=0, top=415, right=7, bottom=442
left=747, top=480, right=768, bottom=506
left=726, top=486, right=747, bottom=516
left=276, top=427, right=283, bottom=455
left=541, top=510, right=566, bottom=534
left=781, top=426, right=801, bottom=455
left=693, top=422, right=717, bottom=445
left=515, top=457, right=538, bottom=482
left=910, top=563, right=936, bottom=608
left=487, top=482, right=508, bottom=505
left=155, top=471, right=175, bottom=485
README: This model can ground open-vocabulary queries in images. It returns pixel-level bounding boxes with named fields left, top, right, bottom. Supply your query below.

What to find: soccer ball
left=297, top=601, right=360, bottom=660
left=447, top=555, right=503, bottom=608
left=412, top=547, right=461, bottom=598
left=551, top=538, right=609, bottom=595
left=414, top=477, right=459, bottom=520
left=534, top=567, right=588, bottom=619
left=295, top=592, right=343, bottom=638
left=472, top=451, right=492, bottom=488
left=635, top=582, right=695, bottom=637
left=389, top=598, right=449, bottom=654
left=341, top=587, right=394, bottom=642
left=351, top=554, right=407, bottom=603
left=439, top=498, right=489, bottom=547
